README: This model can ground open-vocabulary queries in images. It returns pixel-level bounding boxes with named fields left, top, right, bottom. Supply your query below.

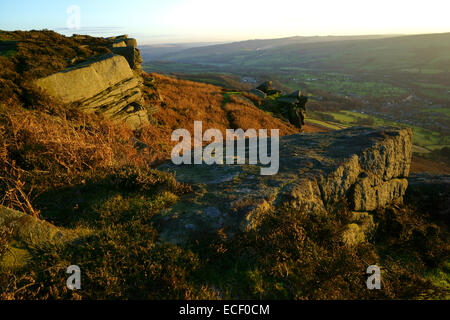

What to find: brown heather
left=149, top=73, right=298, bottom=137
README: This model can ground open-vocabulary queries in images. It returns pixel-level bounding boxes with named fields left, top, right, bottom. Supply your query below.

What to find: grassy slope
left=160, top=35, right=399, bottom=64
left=308, top=110, right=450, bottom=151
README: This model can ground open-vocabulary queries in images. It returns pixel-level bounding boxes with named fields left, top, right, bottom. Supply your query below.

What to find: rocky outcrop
left=107, top=35, right=143, bottom=71
left=0, top=206, right=76, bottom=246
left=35, top=53, right=148, bottom=129
left=249, top=81, right=308, bottom=129
left=72, top=34, right=143, bottom=71
left=157, top=127, right=412, bottom=244
left=249, top=88, right=266, bottom=99
left=276, top=90, right=308, bottom=128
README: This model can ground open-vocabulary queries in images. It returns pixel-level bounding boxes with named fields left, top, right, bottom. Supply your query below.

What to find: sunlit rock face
left=34, top=35, right=147, bottom=130
left=157, top=127, right=412, bottom=244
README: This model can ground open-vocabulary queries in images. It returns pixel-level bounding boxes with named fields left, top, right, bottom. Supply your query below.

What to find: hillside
left=159, top=34, right=398, bottom=64
left=144, top=32, right=450, bottom=155
left=0, top=31, right=449, bottom=300
left=157, top=33, right=450, bottom=75
left=139, top=42, right=225, bottom=61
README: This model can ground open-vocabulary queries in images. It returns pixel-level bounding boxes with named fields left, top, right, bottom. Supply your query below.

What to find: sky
left=0, top=0, right=449, bottom=44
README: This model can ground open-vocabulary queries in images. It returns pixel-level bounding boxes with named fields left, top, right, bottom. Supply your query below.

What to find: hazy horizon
left=1, top=0, right=449, bottom=44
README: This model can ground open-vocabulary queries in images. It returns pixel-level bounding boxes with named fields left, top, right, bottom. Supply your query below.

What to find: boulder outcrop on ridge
left=157, top=127, right=412, bottom=244
left=34, top=53, right=148, bottom=129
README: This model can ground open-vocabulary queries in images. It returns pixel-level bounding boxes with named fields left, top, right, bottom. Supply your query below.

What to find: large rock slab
left=157, top=127, right=412, bottom=244
left=35, top=53, right=148, bottom=129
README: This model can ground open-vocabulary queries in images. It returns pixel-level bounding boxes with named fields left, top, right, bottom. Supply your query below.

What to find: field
left=308, top=110, right=450, bottom=151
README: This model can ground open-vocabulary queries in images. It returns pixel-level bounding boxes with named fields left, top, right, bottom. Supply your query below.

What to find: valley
left=142, top=33, right=450, bottom=155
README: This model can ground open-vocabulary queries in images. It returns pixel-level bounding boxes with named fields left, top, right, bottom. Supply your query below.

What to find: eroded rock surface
left=406, top=173, right=450, bottom=220
left=108, top=35, right=143, bottom=71
left=35, top=53, right=148, bottom=129
left=157, top=127, right=412, bottom=244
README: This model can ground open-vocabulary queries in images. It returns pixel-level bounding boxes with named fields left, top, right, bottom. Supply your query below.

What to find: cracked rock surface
left=34, top=53, right=148, bottom=129
left=157, top=127, right=412, bottom=244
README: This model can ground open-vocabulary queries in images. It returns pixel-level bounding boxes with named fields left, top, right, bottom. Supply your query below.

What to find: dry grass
left=1, top=108, right=138, bottom=172
left=0, top=104, right=147, bottom=215
left=150, top=73, right=231, bottom=133
left=149, top=73, right=298, bottom=137
left=411, top=154, right=450, bottom=174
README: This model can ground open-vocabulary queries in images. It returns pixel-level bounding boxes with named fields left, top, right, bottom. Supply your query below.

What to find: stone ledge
left=34, top=53, right=149, bottom=129
left=157, top=127, right=412, bottom=244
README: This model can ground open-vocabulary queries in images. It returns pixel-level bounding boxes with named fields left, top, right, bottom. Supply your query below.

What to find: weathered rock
left=157, top=127, right=412, bottom=244
left=277, top=90, right=308, bottom=129
left=111, top=46, right=142, bottom=71
left=352, top=178, right=408, bottom=211
left=0, top=206, right=86, bottom=269
left=112, top=40, right=127, bottom=48
left=0, top=206, right=76, bottom=246
left=34, top=53, right=148, bottom=129
left=108, top=35, right=142, bottom=71
left=267, top=89, right=282, bottom=96
left=341, top=212, right=376, bottom=246
left=287, top=90, right=302, bottom=98
left=249, top=88, right=266, bottom=99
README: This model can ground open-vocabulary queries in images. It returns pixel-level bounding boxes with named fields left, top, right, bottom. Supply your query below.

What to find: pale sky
left=0, top=0, right=449, bottom=44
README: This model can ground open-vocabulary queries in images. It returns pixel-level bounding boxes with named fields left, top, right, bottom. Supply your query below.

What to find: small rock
left=256, top=81, right=274, bottom=94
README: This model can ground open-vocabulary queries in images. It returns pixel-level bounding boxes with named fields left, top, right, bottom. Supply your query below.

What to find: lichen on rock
left=157, top=126, right=412, bottom=244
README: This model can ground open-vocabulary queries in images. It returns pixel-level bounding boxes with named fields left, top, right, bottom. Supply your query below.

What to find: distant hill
left=158, top=33, right=450, bottom=76
left=139, top=42, right=225, bottom=61
left=153, top=35, right=396, bottom=62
